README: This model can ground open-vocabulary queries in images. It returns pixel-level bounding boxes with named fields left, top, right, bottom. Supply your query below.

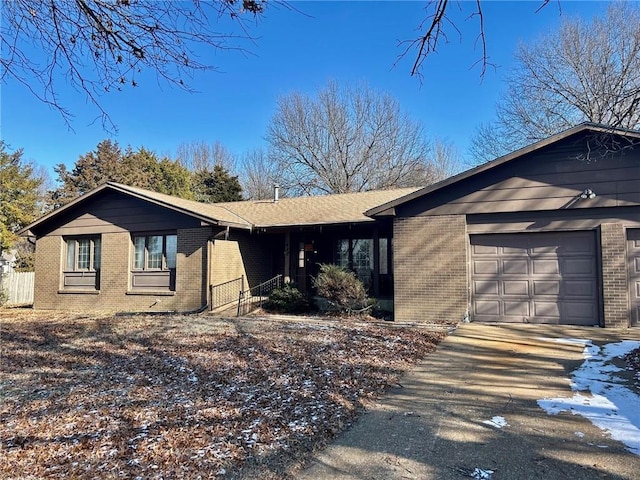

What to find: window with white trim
left=131, top=234, right=177, bottom=291
left=63, top=237, right=101, bottom=290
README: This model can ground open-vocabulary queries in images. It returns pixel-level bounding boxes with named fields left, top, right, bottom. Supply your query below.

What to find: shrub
left=313, top=264, right=373, bottom=315
left=263, top=283, right=312, bottom=313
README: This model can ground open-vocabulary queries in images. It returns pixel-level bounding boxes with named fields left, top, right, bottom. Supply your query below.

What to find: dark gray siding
left=466, top=208, right=640, bottom=234
left=33, top=190, right=201, bottom=237
left=397, top=138, right=640, bottom=218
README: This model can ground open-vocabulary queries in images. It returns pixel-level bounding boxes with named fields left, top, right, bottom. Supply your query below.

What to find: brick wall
left=210, top=240, right=247, bottom=287
left=34, top=227, right=211, bottom=313
left=229, top=231, right=279, bottom=288
left=393, top=215, right=468, bottom=324
left=600, top=223, right=629, bottom=327
left=34, top=236, right=64, bottom=309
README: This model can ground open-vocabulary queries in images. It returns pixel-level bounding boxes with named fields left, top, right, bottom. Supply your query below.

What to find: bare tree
left=239, top=148, right=281, bottom=200
left=1, top=0, right=266, bottom=129
left=431, top=137, right=463, bottom=179
left=398, top=0, right=559, bottom=79
left=266, top=80, right=441, bottom=196
left=470, top=3, right=640, bottom=163
left=175, top=140, right=237, bottom=173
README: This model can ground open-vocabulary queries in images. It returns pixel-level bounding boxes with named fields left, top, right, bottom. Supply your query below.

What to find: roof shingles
left=109, top=183, right=420, bottom=228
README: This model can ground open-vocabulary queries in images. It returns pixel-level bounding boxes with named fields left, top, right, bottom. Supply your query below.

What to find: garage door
left=629, top=229, right=640, bottom=327
left=470, top=232, right=598, bottom=325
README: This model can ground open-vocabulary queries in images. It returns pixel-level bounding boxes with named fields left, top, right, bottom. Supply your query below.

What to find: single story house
left=22, top=123, right=640, bottom=327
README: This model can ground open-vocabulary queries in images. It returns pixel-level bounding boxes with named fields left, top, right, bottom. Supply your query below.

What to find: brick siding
left=34, top=227, right=211, bottom=313
left=210, top=239, right=247, bottom=288
left=600, top=223, right=629, bottom=327
left=393, top=215, right=468, bottom=324
left=228, top=231, right=279, bottom=288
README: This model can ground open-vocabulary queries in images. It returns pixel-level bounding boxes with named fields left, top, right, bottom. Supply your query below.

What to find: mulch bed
left=0, top=311, right=444, bottom=479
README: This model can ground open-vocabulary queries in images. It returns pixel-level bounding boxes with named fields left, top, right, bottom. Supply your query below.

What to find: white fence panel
left=1, top=271, right=35, bottom=306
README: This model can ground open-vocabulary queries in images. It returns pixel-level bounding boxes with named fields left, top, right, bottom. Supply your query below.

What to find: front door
left=295, top=241, right=317, bottom=294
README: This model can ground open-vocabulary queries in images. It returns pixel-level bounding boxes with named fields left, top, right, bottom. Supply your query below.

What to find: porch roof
left=215, top=188, right=420, bottom=228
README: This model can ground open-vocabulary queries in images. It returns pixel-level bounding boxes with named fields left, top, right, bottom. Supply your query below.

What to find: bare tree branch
left=470, top=3, right=640, bottom=163
left=266, top=80, right=446, bottom=196
left=1, top=0, right=268, bottom=130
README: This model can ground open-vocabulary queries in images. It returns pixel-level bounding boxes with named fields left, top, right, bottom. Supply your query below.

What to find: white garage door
left=470, top=232, right=599, bottom=325
left=628, top=229, right=640, bottom=327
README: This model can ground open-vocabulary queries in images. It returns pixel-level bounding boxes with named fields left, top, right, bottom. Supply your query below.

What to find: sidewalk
left=298, top=323, right=640, bottom=480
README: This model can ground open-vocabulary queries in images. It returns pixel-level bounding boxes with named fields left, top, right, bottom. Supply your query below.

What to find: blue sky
left=1, top=1, right=610, bottom=179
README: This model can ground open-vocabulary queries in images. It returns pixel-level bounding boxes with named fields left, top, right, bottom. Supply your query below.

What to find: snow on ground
left=537, top=338, right=640, bottom=455
left=482, top=416, right=508, bottom=429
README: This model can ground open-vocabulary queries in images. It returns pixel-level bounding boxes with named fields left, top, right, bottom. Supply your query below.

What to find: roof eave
left=20, top=182, right=252, bottom=236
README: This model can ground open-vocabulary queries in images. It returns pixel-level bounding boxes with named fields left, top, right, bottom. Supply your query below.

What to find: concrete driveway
left=298, top=323, right=640, bottom=480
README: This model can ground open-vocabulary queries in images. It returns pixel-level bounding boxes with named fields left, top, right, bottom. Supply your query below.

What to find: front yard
left=0, top=310, right=444, bottom=479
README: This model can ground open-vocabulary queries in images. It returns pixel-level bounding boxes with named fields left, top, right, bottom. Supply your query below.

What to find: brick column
left=33, top=236, right=62, bottom=309
left=176, top=227, right=211, bottom=311
left=600, top=223, right=629, bottom=328
left=393, top=215, right=467, bottom=324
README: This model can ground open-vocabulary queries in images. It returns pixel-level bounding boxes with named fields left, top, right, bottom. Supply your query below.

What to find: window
left=335, top=237, right=392, bottom=294
left=335, top=238, right=374, bottom=288
left=131, top=234, right=177, bottom=291
left=63, top=237, right=101, bottom=290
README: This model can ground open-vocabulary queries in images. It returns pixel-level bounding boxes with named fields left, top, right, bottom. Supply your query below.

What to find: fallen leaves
left=0, top=311, right=443, bottom=479
left=625, top=346, right=640, bottom=388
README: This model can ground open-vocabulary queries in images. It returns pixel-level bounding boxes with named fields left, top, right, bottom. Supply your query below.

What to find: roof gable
left=366, top=123, right=640, bottom=217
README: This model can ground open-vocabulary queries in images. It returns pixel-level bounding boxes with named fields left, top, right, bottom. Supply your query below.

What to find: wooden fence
left=1, top=271, right=35, bottom=306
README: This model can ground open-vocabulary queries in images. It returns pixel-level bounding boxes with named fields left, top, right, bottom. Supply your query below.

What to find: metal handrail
left=210, top=276, right=244, bottom=311
left=237, top=274, right=283, bottom=316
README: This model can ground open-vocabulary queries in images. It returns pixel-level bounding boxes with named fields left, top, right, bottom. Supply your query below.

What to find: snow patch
left=537, top=339, right=640, bottom=455
left=471, top=467, right=494, bottom=479
left=482, top=416, right=508, bottom=429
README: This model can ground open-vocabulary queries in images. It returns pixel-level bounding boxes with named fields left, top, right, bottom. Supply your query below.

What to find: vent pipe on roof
left=273, top=184, right=280, bottom=203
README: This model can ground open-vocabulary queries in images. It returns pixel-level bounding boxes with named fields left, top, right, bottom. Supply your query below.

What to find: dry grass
left=0, top=310, right=444, bottom=479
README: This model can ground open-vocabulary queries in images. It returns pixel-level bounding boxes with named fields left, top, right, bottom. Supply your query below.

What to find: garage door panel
left=503, top=245, right=528, bottom=254
left=564, top=301, right=597, bottom=319
left=563, top=258, right=595, bottom=275
left=534, top=302, right=560, bottom=318
left=564, top=280, right=596, bottom=297
left=504, top=281, right=528, bottom=296
left=504, top=301, right=530, bottom=316
left=474, top=260, right=498, bottom=275
left=533, top=280, right=559, bottom=296
left=563, top=237, right=594, bottom=253
left=530, top=245, right=559, bottom=254
left=503, top=259, right=528, bottom=275
left=471, top=232, right=598, bottom=325
left=473, top=280, right=499, bottom=295
left=476, top=300, right=500, bottom=316
left=473, top=244, right=499, bottom=255
left=532, top=259, right=560, bottom=275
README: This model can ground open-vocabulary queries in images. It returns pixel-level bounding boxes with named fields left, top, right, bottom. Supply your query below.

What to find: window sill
left=126, top=290, right=176, bottom=296
left=58, top=289, right=100, bottom=295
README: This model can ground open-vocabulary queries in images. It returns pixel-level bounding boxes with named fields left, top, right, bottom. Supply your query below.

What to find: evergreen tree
left=0, top=143, right=43, bottom=252
left=193, top=165, right=243, bottom=203
left=51, top=140, right=195, bottom=207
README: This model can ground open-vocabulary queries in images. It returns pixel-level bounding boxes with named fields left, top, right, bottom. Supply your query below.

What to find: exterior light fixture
left=580, top=188, right=596, bottom=199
